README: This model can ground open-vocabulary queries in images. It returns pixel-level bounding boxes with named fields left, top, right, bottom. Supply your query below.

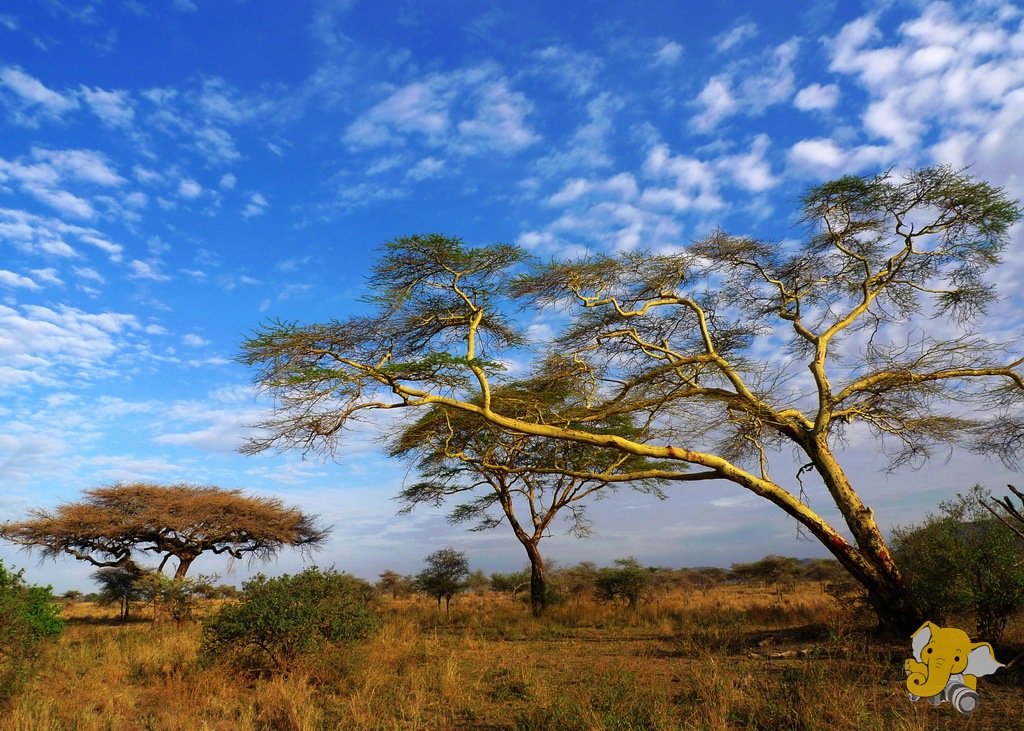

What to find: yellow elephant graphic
left=905, top=621, right=1003, bottom=714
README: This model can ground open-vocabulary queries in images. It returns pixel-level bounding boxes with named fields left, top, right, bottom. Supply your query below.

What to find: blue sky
left=2, top=0, right=1023, bottom=592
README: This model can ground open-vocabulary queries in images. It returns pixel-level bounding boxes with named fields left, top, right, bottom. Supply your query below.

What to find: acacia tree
left=415, top=547, right=470, bottom=616
left=91, top=566, right=147, bottom=620
left=0, top=483, right=329, bottom=581
left=239, top=167, right=1022, bottom=633
left=389, top=373, right=670, bottom=616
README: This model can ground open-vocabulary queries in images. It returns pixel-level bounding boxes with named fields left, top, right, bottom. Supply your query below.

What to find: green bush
left=200, top=567, right=379, bottom=674
left=892, top=485, right=1024, bottom=642
left=595, top=558, right=651, bottom=610
left=0, top=560, right=64, bottom=701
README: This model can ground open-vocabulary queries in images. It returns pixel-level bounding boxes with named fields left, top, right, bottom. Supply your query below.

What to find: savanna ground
left=5, top=583, right=1023, bottom=731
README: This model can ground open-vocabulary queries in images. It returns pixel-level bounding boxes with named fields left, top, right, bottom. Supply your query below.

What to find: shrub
left=0, top=560, right=64, bottom=701
left=892, top=485, right=1024, bottom=642
left=200, top=567, right=378, bottom=674
left=594, top=558, right=652, bottom=610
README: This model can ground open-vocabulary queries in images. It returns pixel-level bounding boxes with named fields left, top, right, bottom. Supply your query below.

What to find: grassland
left=4, top=584, right=1022, bottom=730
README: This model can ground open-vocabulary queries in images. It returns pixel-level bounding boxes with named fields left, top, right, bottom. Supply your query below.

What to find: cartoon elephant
left=905, top=621, right=1003, bottom=714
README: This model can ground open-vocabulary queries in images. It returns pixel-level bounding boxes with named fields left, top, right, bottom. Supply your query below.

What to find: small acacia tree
left=415, top=547, right=470, bottom=616
left=0, top=483, right=329, bottom=582
left=594, top=558, right=651, bottom=610
left=239, top=167, right=1022, bottom=633
left=91, top=566, right=147, bottom=621
left=732, top=555, right=802, bottom=601
left=390, top=375, right=670, bottom=616
left=376, top=570, right=413, bottom=599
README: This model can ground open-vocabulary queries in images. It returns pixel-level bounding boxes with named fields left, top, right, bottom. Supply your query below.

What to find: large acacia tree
left=0, top=483, right=329, bottom=581
left=239, top=166, right=1022, bottom=632
left=389, top=368, right=671, bottom=616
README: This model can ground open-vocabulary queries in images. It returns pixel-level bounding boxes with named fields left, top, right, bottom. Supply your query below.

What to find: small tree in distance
left=415, top=548, right=470, bottom=617
left=595, top=558, right=651, bottom=610
left=376, top=570, right=413, bottom=600
left=91, top=566, right=147, bottom=621
left=731, top=555, right=802, bottom=601
left=0, top=483, right=330, bottom=582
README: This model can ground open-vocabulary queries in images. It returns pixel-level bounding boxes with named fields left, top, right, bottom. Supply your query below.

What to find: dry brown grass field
left=4, top=584, right=1022, bottom=730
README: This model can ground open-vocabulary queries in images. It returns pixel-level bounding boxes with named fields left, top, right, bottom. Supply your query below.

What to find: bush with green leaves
left=200, top=567, right=378, bottom=673
left=0, top=560, right=64, bottom=700
left=892, top=485, right=1024, bottom=642
left=594, top=558, right=651, bottom=610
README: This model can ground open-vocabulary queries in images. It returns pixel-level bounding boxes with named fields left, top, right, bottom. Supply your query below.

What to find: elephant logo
left=905, top=621, right=1003, bottom=714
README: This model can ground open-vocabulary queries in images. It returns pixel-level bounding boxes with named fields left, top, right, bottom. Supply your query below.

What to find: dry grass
left=4, top=586, right=1022, bottom=730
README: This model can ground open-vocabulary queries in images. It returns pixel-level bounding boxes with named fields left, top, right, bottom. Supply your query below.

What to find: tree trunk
left=525, top=544, right=547, bottom=617
left=798, top=436, right=924, bottom=635
left=173, top=555, right=195, bottom=582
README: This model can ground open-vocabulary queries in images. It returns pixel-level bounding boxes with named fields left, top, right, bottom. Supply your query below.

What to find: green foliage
left=595, top=558, right=652, bottom=610
left=491, top=570, right=531, bottom=596
left=415, top=548, right=470, bottom=615
left=892, top=485, right=1024, bottom=641
left=731, top=555, right=801, bottom=601
left=200, top=567, right=378, bottom=674
left=240, top=171, right=1024, bottom=635
left=137, top=572, right=218, bottom=627
left=0, top=560, right=64, bottom=701
left=92, top=565, right=148, bottom=620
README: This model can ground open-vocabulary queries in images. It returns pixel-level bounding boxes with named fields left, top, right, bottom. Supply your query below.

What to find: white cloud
left=182, top=333, right=210, bottom=347
left=406, top=157, right=445, bottom=181
left=30, top=268, right=62, bottom=286
left=0, top=304, right=139, bottom=389
left=533, top=92, right=622, bottom=175
left=0, top=208, right=123, bottom=261
left=692, top=76, right=735, bottom=132
left=177, top=178, right=203, bottom=199
left=79, top=86, right=135, bottom=128
left=823, top=1, right=1024, bottom=181
left=717, top=134, right=777, bottom=192
left=0, top=67, right=79, bottom=122
left=241, top=192, right=268, bottom=217
left=344, top=81, right=450, bottom=147
left=653, top=41, right=683, bottom=66
left=786, top=137, right=892, bottom=176
left=794, top=83, right=840, bottom=111
left=31, top=148, right=125, bottom=186
left=0, top=148, right=127, bottom=222
left=455, top=79, right=538, bottom=153
left=344, top=66, right=537, bottom=156
left=127, top=259, right=171, bottom=281
left=692, top=39, right=799, bottom=131
left=219, top=172, right=237, bottom=189
left=0, top=270, right=42, bottom=290
left=533, top=46, right=604, bottom=97
left=714, top=22, right=758, bottom=53
left=642, top=143, right=723, bottom=212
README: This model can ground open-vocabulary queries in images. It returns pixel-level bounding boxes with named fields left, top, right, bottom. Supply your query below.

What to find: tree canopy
left=388, top=369, right=671, bottom=615
left=0, top=482, right=329, bottom=581
left=415, top=547, right=470, bottom=615
left=239, top=167, right=1022, bottom=632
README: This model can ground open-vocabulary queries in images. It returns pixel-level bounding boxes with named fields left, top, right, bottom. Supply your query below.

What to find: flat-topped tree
left=0, top=483, right=329, bottom=581
left=239, top=168, right=1023, bottom=633
left=389, top=362, right=673, bottom=616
